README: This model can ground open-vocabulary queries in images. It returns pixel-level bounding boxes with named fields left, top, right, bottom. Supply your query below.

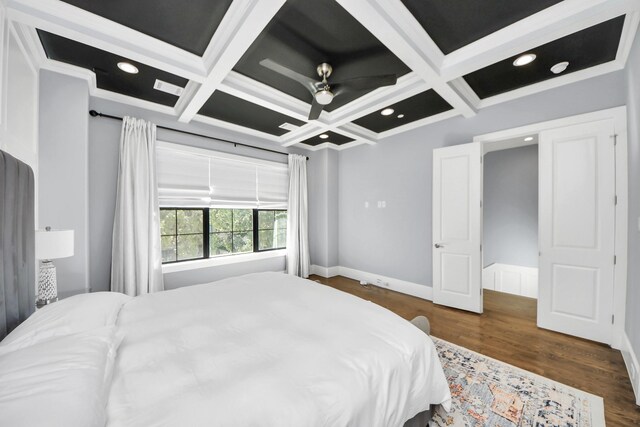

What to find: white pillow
left=0, top=326, right=122, bottom=427
left=0, top=292, right=131, bottom=351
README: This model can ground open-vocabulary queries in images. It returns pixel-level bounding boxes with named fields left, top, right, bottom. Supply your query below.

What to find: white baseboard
left=621, top=332, right=640, bottom=406
left=310, top=264, right=433, bottom=301
left=483, top=263, right=538, bottom=299
left=309, top=265, right=340, bottom=278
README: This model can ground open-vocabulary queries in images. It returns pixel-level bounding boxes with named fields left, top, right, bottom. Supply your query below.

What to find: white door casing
left=538, top=119, right=615, bottom=344
left=432, top=142, right=483, bottom=313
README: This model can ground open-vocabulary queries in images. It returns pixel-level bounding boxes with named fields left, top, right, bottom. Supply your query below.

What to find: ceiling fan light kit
left=259, top=58, right=398, bottom=120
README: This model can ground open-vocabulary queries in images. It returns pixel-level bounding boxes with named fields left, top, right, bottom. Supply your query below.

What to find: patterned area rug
left=430, top=337, right=606, bottom=427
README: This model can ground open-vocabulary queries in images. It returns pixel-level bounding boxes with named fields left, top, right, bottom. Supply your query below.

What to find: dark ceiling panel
left=198, top=91, right=305, bottom=137
left=353, top=90, right=452, bottom=133
left=38, top=31, right=188, bottom=107
left=463, top=16, right=625, bottom=99
left=234, top=0, right=410, bottom=113
left=401, top=0, right=563, bottom=55
left=300, top=131, right=354, bottom=147
left=60, top=0, right=232, bottom=56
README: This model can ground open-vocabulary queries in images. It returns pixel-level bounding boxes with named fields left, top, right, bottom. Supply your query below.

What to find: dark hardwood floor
left=310, top=275, right=640, bottom=426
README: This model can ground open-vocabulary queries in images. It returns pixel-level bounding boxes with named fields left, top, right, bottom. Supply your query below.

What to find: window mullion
left=203, top=208, right=210, bottom=259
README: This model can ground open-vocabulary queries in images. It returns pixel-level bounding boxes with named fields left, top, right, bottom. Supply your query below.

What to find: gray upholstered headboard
left=0, top=150, right=35, bottom=339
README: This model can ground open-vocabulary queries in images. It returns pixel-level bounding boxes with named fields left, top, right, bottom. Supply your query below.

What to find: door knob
left=434, top=243, right=444, bottom=248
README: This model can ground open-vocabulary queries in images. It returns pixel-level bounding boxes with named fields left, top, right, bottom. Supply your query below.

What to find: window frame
left=160, top=207, right=286, bottom=265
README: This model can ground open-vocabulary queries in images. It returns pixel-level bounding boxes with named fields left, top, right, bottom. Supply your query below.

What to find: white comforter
left=107, top=273, right=450, bottom=427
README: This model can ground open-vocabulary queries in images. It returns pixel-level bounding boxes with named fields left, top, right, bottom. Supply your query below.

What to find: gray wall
left=87, top=97, right=311, bottom=292
left=338, top=70, right=627, bottom=286
left=307, top=149, right=339, bottom=268
left=38, top=70, right=319, bottom=294
left=38, top=71, right=90, bottom=294
left=625, top=32, right=640, bottom=364
left=483, top=145, right=538, bottom=268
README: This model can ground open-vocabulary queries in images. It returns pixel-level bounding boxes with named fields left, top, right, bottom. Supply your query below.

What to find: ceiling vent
left=278, top=122, right=299, bottom=131
left=153, top=79, right=184, bottom=96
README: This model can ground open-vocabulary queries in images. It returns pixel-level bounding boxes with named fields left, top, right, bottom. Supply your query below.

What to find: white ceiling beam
left=334, top=123, right=378, bottom=145
left=218, top=71, right=312, bottom=123
left=335, top=0, right=476, bottom=118
left=176, top=0, right=286, bottom=123
left=326, top=72, right=429, bottom=128
left=440, top=0, right=640, bottom=81
left=5, top=0, right=207, bottom=82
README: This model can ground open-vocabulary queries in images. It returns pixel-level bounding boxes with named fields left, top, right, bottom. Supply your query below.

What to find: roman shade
left=156, top=142, right=288, bottom=209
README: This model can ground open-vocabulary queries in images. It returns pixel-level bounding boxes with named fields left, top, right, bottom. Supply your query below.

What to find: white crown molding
left=326, top=72, right=429, bottom=128
left=219, top=70, right=312, bottom=123
left=377, top=109, right=460, bottom=139
left=5, top=0, right=639, bottom=151
left=5, top=0, right=206, bottom=81
left=176, top=0, right=286, bottom=123
left=617, top=11, right=640, bottom=65
left=191, top=113, right=282, bottom=143
left=7, top=20, right=42, bottom=73
left=335, top=0, right=475, bottom=118
left=440, top=0, right=639, bottom=81
left=477, top=60, right=625, bottom=109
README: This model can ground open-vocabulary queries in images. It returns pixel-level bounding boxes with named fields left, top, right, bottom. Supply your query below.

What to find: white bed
left=0, top=272, right=451, bottom=427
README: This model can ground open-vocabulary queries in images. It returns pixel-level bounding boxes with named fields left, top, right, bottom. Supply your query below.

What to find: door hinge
left=480, top=200, right=483, bottom=208
left=480, top=244, right=482, bottom=251
left=612, top=314, right=615, bottom=324
left=615, top=195, right=618, bottom=205
left=611, top=134, right=618, bottom=145
left=614, top=255, right=617, bottom=265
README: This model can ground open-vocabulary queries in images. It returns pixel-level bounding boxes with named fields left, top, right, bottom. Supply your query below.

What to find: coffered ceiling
left=4, top=0, right=639, bottom=151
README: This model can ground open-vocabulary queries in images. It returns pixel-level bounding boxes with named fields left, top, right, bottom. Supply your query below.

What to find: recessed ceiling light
left=397, top=114, right=405, bottom=118
left=381, top=108, right=394, bottom=116
left=513, top=53, right=536, bottom=67
left=319, top=134, right=329, bottom=139
left=550, top=61, right=569, bottom=75
left=524, top=136, right=534, bottom=142
left=117, top=62, right=139, bottom=74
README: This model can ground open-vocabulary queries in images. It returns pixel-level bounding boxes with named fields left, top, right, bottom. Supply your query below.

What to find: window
left=160, top=208, right=287, bottom=264
left=156, top=142, right=289, bottom=265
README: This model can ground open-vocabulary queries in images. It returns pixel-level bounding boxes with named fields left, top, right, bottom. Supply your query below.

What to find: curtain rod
left=88, top=110, right=308, bottom=160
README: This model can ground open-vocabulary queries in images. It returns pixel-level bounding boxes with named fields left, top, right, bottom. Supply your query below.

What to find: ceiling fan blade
left=308, top=98, right=324, bottom=120
left=259, top=59, right=317, bottom=94
left=333, top=74, right=397, bottom=95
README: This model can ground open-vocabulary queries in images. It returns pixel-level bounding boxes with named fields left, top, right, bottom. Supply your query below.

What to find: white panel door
left=432, top=142, right=482, bottom=313
left=538, top=120, right=615, bottom=344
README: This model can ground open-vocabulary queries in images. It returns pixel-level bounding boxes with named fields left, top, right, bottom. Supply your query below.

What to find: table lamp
left=35, top=226, right=74, bottom=307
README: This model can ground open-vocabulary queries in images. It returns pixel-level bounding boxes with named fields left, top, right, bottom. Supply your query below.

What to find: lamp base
left=37, top=260, right=58, bottom=306
left=36, top=297, right=58, bottom=309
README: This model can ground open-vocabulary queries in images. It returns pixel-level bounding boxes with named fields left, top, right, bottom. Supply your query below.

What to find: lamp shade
left=35, top=229, right=74, bottom=260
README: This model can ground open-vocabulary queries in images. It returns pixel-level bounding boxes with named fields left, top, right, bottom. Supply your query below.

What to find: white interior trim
left=4, top=0, right=638, bottom=151
left=475, top=106, right=628, bottom=350
left=310, top=265, right=433, bottom=301
left=482, top=263, right=539, bottom=299
left=163, top=249, right=286, bottom=274
left=176, top=0, right=286, bottom=123
left=621, top=332, right=640, bottom=405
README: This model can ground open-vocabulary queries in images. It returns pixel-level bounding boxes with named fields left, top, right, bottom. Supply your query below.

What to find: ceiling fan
left=259, top=59, right=397, bottom=120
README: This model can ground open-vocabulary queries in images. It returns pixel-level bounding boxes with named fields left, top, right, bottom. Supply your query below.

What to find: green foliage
left=177, top=210, right=202, bottom=234
left=210, top=209, right=232, bottom=233
left=160, top=210, right=176, bottom=236
left=210, top=232, right=232, bottom=255
left=258, top=211, right=275, bottom=230
left=233, top=209, right=253, bottom=231
left=160, top=208, right=286, bottom=262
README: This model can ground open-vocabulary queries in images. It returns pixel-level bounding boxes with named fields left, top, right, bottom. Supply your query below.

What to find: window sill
left=162, top=249, right=287, bottom=274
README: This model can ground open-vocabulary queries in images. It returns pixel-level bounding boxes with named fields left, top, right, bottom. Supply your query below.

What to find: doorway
left=432, top=106, right=628, bottom=348
left=482, top=140, right=539, bottom=302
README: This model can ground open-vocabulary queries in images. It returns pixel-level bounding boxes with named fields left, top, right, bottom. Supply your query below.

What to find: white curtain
left=111, top=117, right=164, bottom=295
left=286, top=154, right=310, bottom=278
